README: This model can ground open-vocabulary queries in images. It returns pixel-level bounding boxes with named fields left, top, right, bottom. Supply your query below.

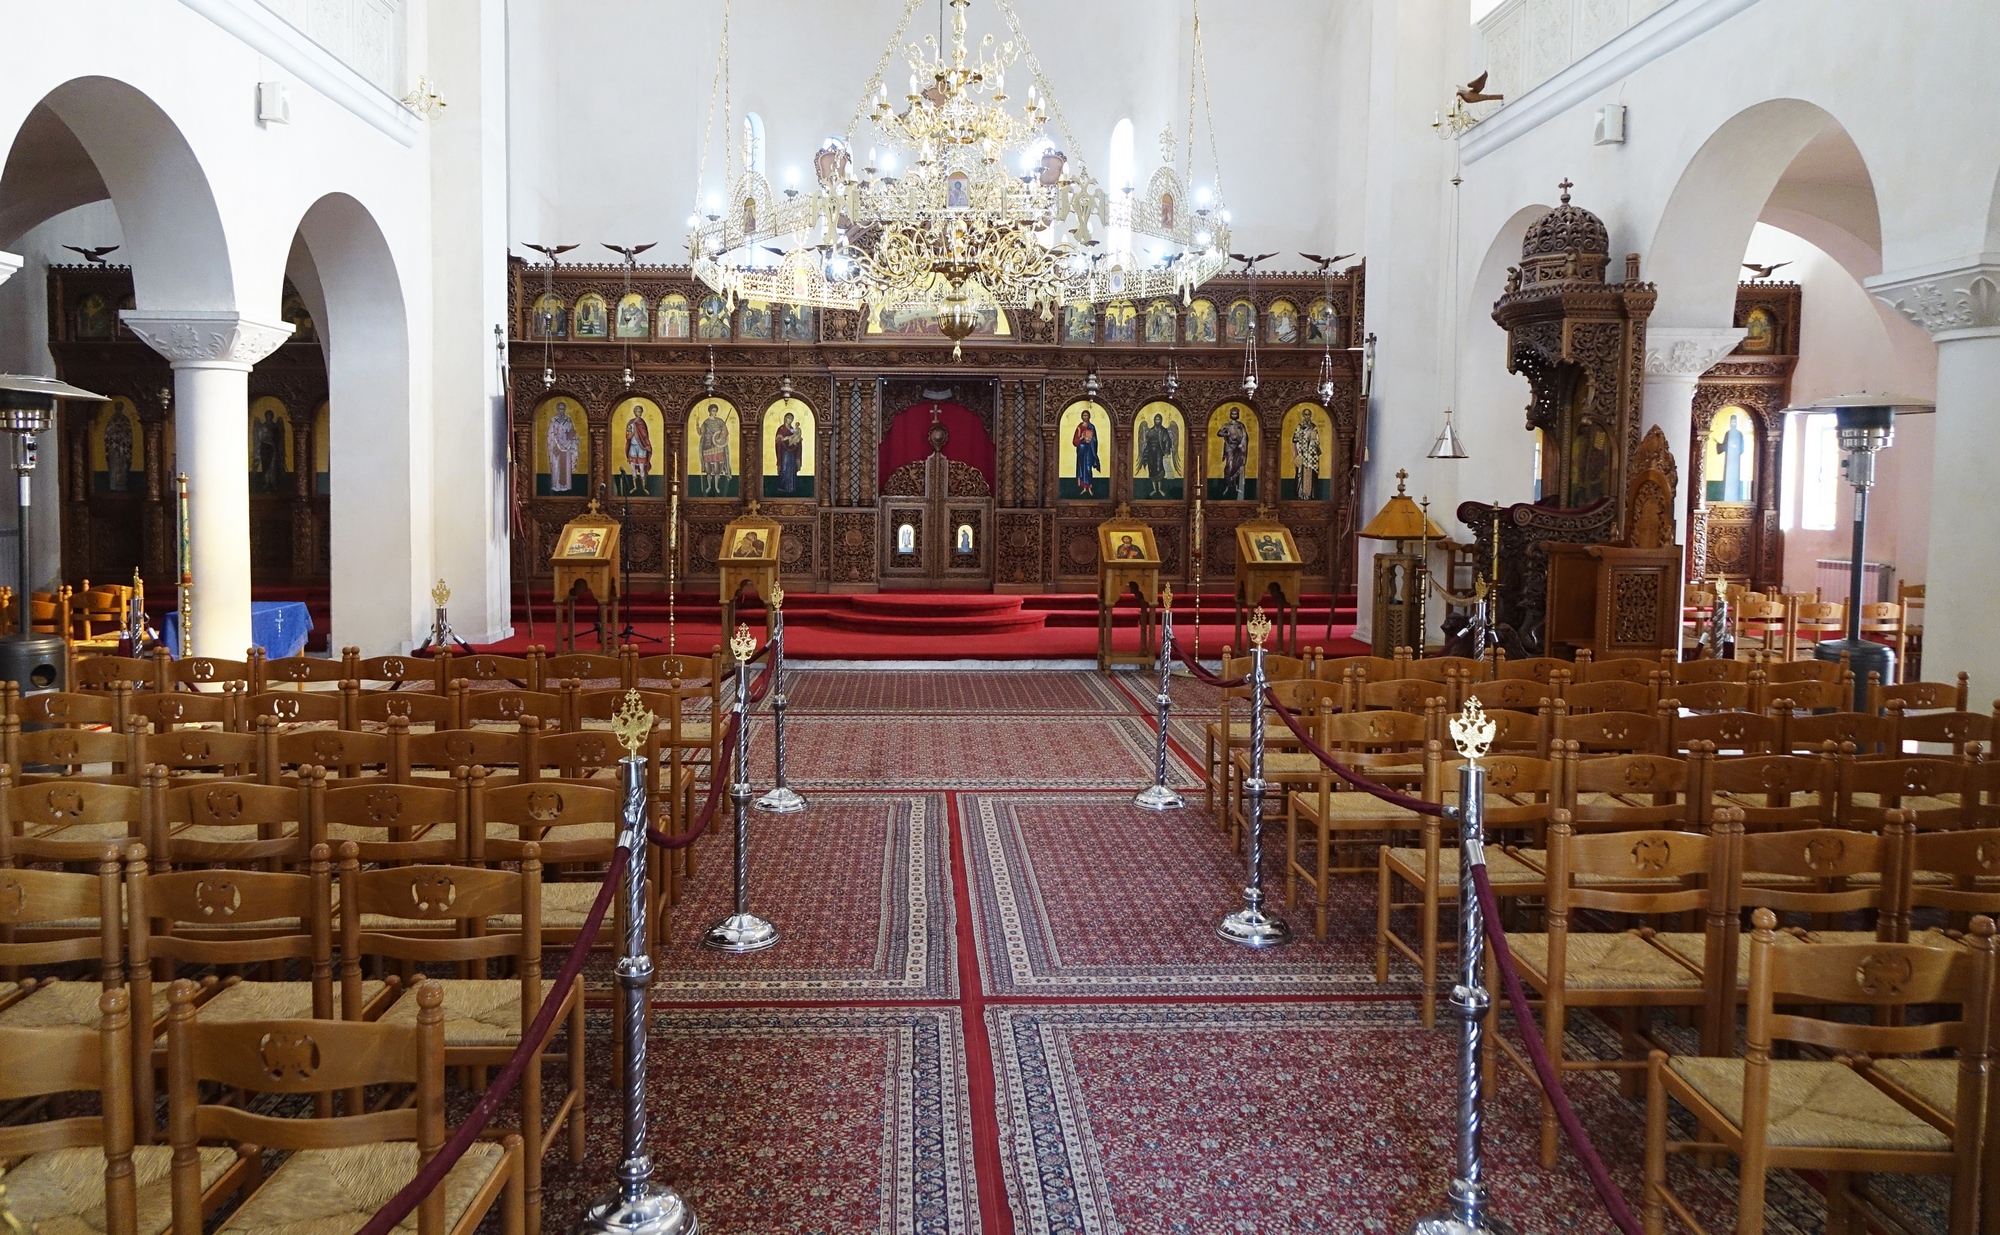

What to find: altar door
left=880, top=452, right=992, bottom=588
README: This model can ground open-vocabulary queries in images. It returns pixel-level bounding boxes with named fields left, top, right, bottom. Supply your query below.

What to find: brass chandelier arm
left=843, top=0, right=932, bottom=149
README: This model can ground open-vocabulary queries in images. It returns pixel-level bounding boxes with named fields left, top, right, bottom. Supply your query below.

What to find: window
left=1796, top=411, right=1841, bottom=531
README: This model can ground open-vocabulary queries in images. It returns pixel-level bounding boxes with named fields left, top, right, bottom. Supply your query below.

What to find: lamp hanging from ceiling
left=687, top=0, right=1232, bottom=358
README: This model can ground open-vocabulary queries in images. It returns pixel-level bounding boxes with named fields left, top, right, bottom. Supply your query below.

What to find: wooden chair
left=150, top=777, right=312, bottom=869
left=1642, top=911, right=1993, bottom=1235
left=1667, top=710, right=1779, bottom=756
left=1896, top=580, right=1924, bottom=679
left=1498, top=815, right=1738, bottom=1168
left=74, top=654, right=162, bottom=695
left=1203, top=652, right=1257, bottom=816
left=132, top=725, right=259, bottom=784
left=351, top=688, right=455, bottom=732
left=1374, top=746, right=1554, bottom=1024
left=1401, top=655, right=1485, bottom=685
left=1492, top=656, right=1571, bottom=686
left=1674, top=658, right=1752, bottom=685
left=1662, top=680, right=1756, bottom=714
left=1551, top=705, right=1670, bottom=756
left=3, top=713, right=140, bottom=784
left=1768, top=680, right=1856, bottom=713
left=0, top=849, right=128, bottom=1029
left=0, top=985, right=253, bottom=1235
left=1563, top=676, right=1658, bottom=714
left=242, top=687, right=348, bottom=732
left=1788, top=599, right=1846, bottom=660
left=456, top=681, right=575, bottom=733
left=402, top=723, right=534, bottom=786
left=539, top=650, right=628, bottom=690
left=1736, top=597, right=1791, bottom=660
left=1762, top=656, right=1845, bottom=686
left=1285, top=711, right=1431, bottom=932
left=1887, top=702, right=1996, bottom=757
left=163, top=976, right=525, bottom=1235
left=1226, top=679, right=1337, bottom=848
left=316, top=776, right=466, bottom=866
left=439, top=649, right=541, bottom=690
left=1905, top=828, right=2000, bottom=936
left=259, top=719, right=396, bottom=786
left=1316, top=654, right=1402, bottom=686
left=1463, top=676, right=1559, bottom=714
left=338, top=848, right=578, bottom=1232
left=256, top=653, right=347, bottom=692
left=1871, top=673, right=1971, bottom=717
left=7, top=683, right=130, bottom=732
left=345, top=649, right=444, bottom=691
left=1574, top=651, right=1671, bottom=684
left=1, top=773, right=150, bottom=863
left=1561, top=744, right=1706, bottom=833
left=475, top=779, right=626, bottom=949
left=162, top=653, right=253, bottom=694
left=129, top=686, right=243, bottom=735
left=1704, top=752, right=1836, bottom=831
left=1839, top=754, right=1965, bottom=832
left=1781, top=708, right=1892, bottom=756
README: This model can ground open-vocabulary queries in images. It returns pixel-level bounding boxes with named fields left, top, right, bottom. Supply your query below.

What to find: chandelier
left=688, top=0, right=1231, bottom=357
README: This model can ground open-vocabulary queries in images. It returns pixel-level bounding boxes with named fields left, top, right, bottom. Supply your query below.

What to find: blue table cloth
left=160, top=601, right=315, bottom=660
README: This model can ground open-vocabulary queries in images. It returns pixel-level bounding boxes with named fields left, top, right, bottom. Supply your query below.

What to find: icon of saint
left=1216, top=407, right=1249, bottom=500
left=773, top=411, right=803, bottom=495
left=1071, top=408, right=1101, bottom=497
left=546, top=403, right=580, bottom=492
left=697, top=404, right=732, bottom=495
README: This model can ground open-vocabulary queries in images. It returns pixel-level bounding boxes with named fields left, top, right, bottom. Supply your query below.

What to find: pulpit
left=551, top=502, right=620, bottom=652
left=1095, top=507, right=1159, bottom=671
left=1540, top=427, right=1683, bottom=661
left=717, top=504, right=783, bottom=650
left=1234, top=511, right=1302, bottom=655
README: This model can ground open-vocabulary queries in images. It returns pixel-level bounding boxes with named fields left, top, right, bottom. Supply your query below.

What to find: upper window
left=1795, top=412, right=1841, bottom=531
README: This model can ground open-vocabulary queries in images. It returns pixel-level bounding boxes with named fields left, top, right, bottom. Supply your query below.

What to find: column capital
left=0, top=251, right=22, bottom=289
left=1867, top=256, right=2000, bottom=341
left=119, top=310, right=293, bottom=371
left=1643, top=325, right=1748, bottom=379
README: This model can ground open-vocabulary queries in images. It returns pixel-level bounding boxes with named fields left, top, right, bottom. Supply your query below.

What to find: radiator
left=1814, top=558, right=1895, bottom=604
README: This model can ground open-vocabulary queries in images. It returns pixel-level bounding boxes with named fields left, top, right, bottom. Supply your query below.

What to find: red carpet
left=490, top=590, right=1365, bottom=661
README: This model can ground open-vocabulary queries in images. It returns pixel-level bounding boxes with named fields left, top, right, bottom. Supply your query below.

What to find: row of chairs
left=1, top=841, right=571, bottom=1233
left=69, top=644, right=727, bottom=697
left=1686, top=581, right=1923, bottom=670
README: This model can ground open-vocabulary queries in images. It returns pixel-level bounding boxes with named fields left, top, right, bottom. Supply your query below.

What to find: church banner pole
left=1216, top=608, right=1291, bottom=947
left=1134, top=584, right=1185, bottom=811
left=175, top=472, right=192, bottom=658
left=577, top=691, right=699, bottom=1235
left=755, top=585, right=805, bottom=814
left=702, top=623, right=778, bottom=952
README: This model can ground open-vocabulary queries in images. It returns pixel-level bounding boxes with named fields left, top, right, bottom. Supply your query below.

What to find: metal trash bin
left=0, top=635, right=66, bottom=694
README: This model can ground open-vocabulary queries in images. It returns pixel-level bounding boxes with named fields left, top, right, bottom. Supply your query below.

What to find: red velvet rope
left=647, top=713, right=742, bottom=850
left=354, top=844, right=627, bottom=1235
left=1262, top=689, right=1447, bottom=816
left=1171, top=644, right=1251, bottom=689
left=1470, top=863, right=1644, bottom=1235
left=747, top=662, right=775, bottom=705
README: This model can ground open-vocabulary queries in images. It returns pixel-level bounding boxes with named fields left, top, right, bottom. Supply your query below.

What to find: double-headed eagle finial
left=730, top=622, right=758, bottom=665
left=1451, top=697, right=1497, bottom=763
left=1246, top=607, right=1272, bottom=650
left=611, top=689, right=655, bottom=755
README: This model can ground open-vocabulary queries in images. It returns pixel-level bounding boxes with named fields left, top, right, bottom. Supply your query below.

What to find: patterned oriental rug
left=526, top=669, right=1902, bottom=1234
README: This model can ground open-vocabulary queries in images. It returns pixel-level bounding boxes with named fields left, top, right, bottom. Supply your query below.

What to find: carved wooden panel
left=994, top=511, right=1043, bottom=585
left=829, top=510, right=877, bottom=584
left=1612, top=571, right=1662, bottom=645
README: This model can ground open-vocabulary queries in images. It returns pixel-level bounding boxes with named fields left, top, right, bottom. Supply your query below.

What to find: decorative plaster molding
left=1463, top=0, right=1764, bottom=164
left=1867, top=258, right=2000, bottom=341
left=1644, top=326, right=1747, bottom=378
left=120, top=310, right=294, bottom=369
left=178, top=0, right=421, bottom=148
left=0, top=251, right=22, bottom=289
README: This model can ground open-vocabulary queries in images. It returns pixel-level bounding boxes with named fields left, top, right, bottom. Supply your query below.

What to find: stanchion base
left=754, top=786, right=808, bottom=813
left=1409, top=1212, right=1514, bottom=1235
left=1132, top=783, right=1186, bottom=811
left=701, top=912, right=780, bottom=953
left=574, top=1184, right=699, bottom=1235
left=1215, top=906, right=1293, bottom=948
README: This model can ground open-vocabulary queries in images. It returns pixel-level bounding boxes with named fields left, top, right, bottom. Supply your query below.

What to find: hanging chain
left=844, top=0, right=931, bottom=148
left=990, top=0, right=1087, bottom=175
left=692, top=0, right=733, bottom=213
left=1191, top=0, right=1224, bottom=206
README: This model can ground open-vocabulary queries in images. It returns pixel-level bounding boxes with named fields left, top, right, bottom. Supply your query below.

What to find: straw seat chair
left=73, top=654, right=163, bottom=694
left=1563, top=676, right=1659, bottom=714
left=316, top=777, right=466, bottom=867
left=259, top=720, right=395, bottom=786
left=439, top=649, right=541, bottom=690
left=1496, top=814, right=1739, bottom=1168
left=540, top=650, right=627, bottom=689
left=1491, top=655, right=1570, bottom=686
left=1574, top=652, right=1671, bottom=684
left=129, top=687, right=244, bottom=735
left=630, top=654, right=724, bottom=779
left=1316, top=654, right=1402, bottom=686
left=1667, top=709, right=1778, bottom=755
left=133, top=725, right=260, bottom=782
left=1552, top=706, right=1670, bottom=756
left=455, top=681, right=575, bottom=733
left=242, top=688, right=348, bottom=734
left=1375, top=745, right=1556, bottom=1024
left=338, top=847, right=578, bottom=1233
left=1886, top=702, right=1994, bottom=756
left=402, top=723, right=533, bottom=786
left=0, top=986, right=248, bottom=1235
left=1226, top=679, right=1336, bottom=848
left=1663, top=680, right=1757, bottom=714
left=256, top=653, right=346, bottom=692
left=1285, top=714, right=1432, bottom=937
left=476, top=778, right=628, bottom=945
left=1781, top=708, right=1890, bottom=756
left=1839, top=754, right=1964, bottom=832
left=1401, top=655, right=1485, bottom=685
left=1871, top=673, right=1971, bottom=716
left=1, top=773, right=150, bottom=864
left=6, top=682, right=131, bottom=732
left=351, top=688, right=454, bottom=732
left=1560, top=745, right=1707, bottom=835
left=1348, top=674, right=1453, bottom=715
left=165, top=977, right=524, bottom=1235
left=1642, top=911, right=1993, bottom=1235
left=0, top=849, right=153, bottom=1032
left=149, top=777, right=311, bottom=869
left=1786, top=600, right=1846, bottom=660
left=345, top=649, right=444, bottom=691
left=1703, top=752, right=1835, bottom=831
left=1463, top=676, right=1558, bottom=714
left=3, top=715, right=139, bottom=784
left=1896, top=581, right=1925, bottom=678
left=162, top=654, right=253, bottom=694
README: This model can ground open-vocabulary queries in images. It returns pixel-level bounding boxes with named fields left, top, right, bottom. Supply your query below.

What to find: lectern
left=551, top=501, right=620, bottom=652
left=717, top=505, right=783, bottom=654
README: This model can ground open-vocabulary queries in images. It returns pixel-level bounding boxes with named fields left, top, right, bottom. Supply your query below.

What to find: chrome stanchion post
left=577, top=693, right=698, bottom=1235
left=1413, top=699, right=1511, bottom=1235
left=1135, top=584, right=1184, bottom=811
left=702, top=624, right=779, bottom=953
left=1216, top=608, right=1292, bottom=947
left=756, top=585, right=805, bottom=814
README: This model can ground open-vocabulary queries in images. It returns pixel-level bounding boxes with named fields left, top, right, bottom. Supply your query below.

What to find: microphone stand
left=618, top=481, right=660, bottom=644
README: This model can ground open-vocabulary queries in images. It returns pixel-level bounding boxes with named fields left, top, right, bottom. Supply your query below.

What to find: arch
left=1456, top=204, right=1546, bottom=510
left=1648, top=98, right=1870, bottom=327
left=18, top=77, right=236, bottom=310
left=293, top=192, right=414, bottom=655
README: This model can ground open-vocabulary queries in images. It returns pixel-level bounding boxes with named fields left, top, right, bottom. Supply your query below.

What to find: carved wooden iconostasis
left=1687, top=282, right=1799, bottom=592
left=46, top=265, right=330, bottom=590
left=508, top=258, right=1367, bottom=599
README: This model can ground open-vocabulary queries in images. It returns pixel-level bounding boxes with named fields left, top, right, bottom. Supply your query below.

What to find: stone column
left=1643, top=326, right=1745, bottom=603
left=1869, top=260, right=2000, bottom=696
left=120, top=311, right=293, bottom=659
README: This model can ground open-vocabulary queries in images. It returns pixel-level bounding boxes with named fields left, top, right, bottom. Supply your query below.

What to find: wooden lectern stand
left=717, top=504, right=783, bottom=654
left=1095, top=506, right=1160, bottom=671
left=1234, top=511, right=1303, bottom=656
left=551, top=501, right=620, bottom=652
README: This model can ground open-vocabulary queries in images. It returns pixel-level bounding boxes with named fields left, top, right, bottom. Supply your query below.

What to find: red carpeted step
left=844, top=593, right=1029, bottom=619
left=822, top=593, right=1045, bottom=636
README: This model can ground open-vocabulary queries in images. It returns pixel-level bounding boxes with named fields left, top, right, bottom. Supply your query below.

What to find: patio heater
left=0, top=375, right=106, bottom=694
left=1806, top=394, right=1920, bottom=707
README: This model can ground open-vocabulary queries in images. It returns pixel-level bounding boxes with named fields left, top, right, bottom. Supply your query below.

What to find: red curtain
left=878, top=401, right=996, bottom=490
